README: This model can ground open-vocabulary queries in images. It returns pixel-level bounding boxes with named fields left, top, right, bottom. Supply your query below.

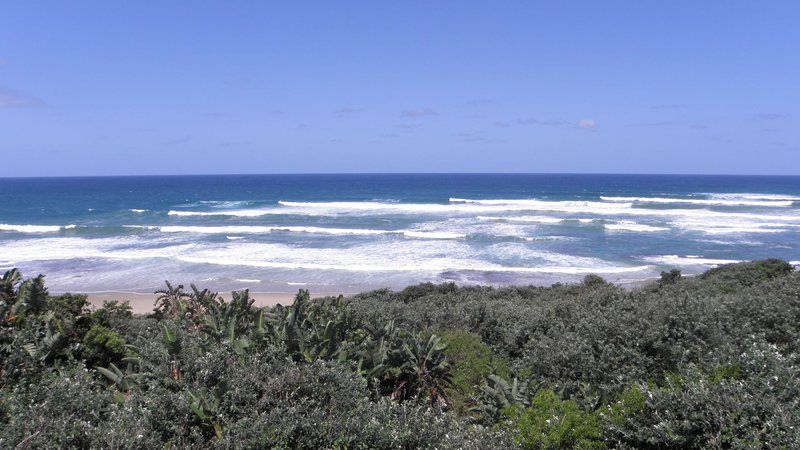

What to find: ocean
left=1, top=174, right=799, bottom=294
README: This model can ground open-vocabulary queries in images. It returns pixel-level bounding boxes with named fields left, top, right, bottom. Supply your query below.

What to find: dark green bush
left=438, top=329, right=509, bottom=412
left=82, top=324, right=128, bottom=368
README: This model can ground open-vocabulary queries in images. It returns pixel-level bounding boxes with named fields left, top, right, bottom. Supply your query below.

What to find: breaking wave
left=0, top=224, right=75, bottom=233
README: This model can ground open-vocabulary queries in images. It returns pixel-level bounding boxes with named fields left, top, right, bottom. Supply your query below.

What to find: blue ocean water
left=1, top=174, right=799, bottom=293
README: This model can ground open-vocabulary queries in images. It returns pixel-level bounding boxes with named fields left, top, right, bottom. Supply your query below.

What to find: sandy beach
left=85, top=291, right=333, bottom=314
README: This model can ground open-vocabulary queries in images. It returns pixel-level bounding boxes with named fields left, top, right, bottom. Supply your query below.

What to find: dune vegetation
left=1, top=259, right=799, bottom=448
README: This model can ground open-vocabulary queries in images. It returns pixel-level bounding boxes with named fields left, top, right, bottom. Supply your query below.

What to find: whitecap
left=168, top=209, right=277, bottom=217
left=604, top=221, right=670, bottom=232
left=600, top=196, right=794, bottom=207
left=174, top=240, right=650, bottom=275
left=0, top=224, right=73, bottom=233
left=128, top=225, right=466, bottom=239
left=0, top=237, right=195, bottom=263
left=478, top=215, right=565, bottom=224
left=705, top=193, right=800, bottom=201
left=642, top=255, right=741, bottom=266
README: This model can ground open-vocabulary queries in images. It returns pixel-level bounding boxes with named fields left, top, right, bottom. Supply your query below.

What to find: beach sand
left=85, top=291, right=333, bottom=315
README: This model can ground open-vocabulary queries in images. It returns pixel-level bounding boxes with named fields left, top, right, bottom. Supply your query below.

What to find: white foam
left=175, top=240, right=650, bottom=275
left=402, top=231, right=467, bottom=239
left=701, top=227, right=788, bottom=234
left=0, top=237, right=195, bottom=263
left=706, top=193, right=800, bottom=201
left=0, top=224, right=72, bottom=233
left=600, top=196, right=794, bottom=207
left=161, top=225, right=384, bottom=235
left=643, top=255, right=742, bottom=266
left=128, top=225, right=466, bottom=240
left=604, top=221, right=670, bottom=232
left=168, top=209, right=277, bottom=217
left=0, top=232, right=652, bottom=276
left=478, top=215, right=565, bottom=224
left=170, top=199, right=800, bottom=227
left=130, top=209, right=148, bottom=213
left=453, top=199, right=800, bottom=224
left=673, top=218, right=799, bottom=234
left=235, top=278, right=260, bottom=283
left=226, top=236, right=245, bottom=240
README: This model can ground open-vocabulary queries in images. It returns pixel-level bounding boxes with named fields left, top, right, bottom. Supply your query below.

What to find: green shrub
left=82, top=324, right=127, bottom=368
left=505, top=389, right=605, bottom=449
left=700, top=258, right=794, bottom=292
left=89, top=300, right=132, bottom=328
left=439, top=329, right=509, bottom=411
left=659, top=268, right=682, bottom=284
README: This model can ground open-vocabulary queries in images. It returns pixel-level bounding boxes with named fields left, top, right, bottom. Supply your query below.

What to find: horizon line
left=2, top=171, right=800, bottom=180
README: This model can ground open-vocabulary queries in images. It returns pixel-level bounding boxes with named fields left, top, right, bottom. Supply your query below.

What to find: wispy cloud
left=649, top=104, right=688, bottom=110
left=757, top=113, right=789, bottom=120
left=494, top=118, right=571, bottom=127
left=631, top=121, right=708, bottom=130
left=577, top=119, right=597, bottom=130
left=218, top=140, right=253, bottom=148
left=162, top=136, right=192, bottom=146
left=333, top=107, right=364, bottom=118
left=464, top=99, right=494, bottom=107
left=633, top=121, right=676, bottom=127
left=401, top=108, right=437, bottom=118
left=0, top=86, right=46, bottom=108
left=396, top=123, right=421, bottom=130
left=458, top=131, right=504, bottom=144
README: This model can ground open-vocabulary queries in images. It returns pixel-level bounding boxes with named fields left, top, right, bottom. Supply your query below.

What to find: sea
left=1, top=174, right=799, bottom=294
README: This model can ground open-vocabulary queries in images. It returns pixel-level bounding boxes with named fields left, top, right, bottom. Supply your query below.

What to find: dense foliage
left=1, top=259, right=799, bottom=448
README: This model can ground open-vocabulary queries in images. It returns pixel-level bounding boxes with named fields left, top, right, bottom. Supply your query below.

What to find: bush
left=659, top=268, right=682, bottom=284
left=504, top=389, right=605, bottom=449
left=700, top=258, right=794, bottom=292
left=82, top=324, right=128, bottom=368
left=438, top=329, right=509, bottom=412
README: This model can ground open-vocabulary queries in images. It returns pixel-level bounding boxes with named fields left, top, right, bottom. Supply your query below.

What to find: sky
left=1, top=1, right=798, bottom=176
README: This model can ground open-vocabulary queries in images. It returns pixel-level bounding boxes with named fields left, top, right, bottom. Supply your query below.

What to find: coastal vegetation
left=1, top=259, right=799, bottom=448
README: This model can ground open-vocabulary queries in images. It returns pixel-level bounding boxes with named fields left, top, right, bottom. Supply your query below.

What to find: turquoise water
left=1, top=174, right=799, bottom=293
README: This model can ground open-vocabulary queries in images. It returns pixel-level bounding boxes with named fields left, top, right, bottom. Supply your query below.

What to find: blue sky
left=1, top=1, right=798, bottom=176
